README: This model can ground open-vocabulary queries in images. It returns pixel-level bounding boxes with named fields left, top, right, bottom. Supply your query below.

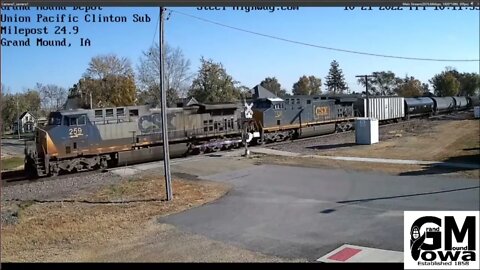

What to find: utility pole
left=356, top=75, right=376, bottom=118
left=160, top=7, right=173, bottom=201
left=90, top=92, right=93, bottom=109
left=16, top=98, right=20, bottom=139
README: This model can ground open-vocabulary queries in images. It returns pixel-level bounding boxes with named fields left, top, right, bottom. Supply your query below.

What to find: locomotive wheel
left=100, top=158, right=108, bottom=170
left=50, top=164, right=60, bottom=177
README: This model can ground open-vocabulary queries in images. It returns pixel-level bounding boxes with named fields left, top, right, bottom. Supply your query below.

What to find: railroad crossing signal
left=244, top=102, right=253, bottom=119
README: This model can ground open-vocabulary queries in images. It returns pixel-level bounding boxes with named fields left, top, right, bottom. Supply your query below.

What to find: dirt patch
left=255, top=155, right=480, bottom=179
left=320, top=119, right=479, bottom=162
left=271, top=119, right=479, bottom=164
left=1, top=176, right=234, bottom=262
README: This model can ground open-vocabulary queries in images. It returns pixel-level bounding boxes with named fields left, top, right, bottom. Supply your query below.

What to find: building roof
left=19, top=111, right=35, bottom=119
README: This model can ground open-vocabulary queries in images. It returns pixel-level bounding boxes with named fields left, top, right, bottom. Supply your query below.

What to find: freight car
left=354, top=96, right=404, bottom=122
left=24, top=102, right=247, bottom=177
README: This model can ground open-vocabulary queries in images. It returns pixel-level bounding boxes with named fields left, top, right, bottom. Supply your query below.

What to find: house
left=13, top=111, right=37, bottom=133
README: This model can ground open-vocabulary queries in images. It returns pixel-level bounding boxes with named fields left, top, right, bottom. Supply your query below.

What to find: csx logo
left=315, top=106, right=329, bottom=116
left=404, top=211, right=479, bottom=269
left=275, top=111, right=282, bottom=118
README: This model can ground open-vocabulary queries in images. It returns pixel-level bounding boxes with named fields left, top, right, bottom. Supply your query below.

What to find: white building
left=13, top=111, right=37, bottom=133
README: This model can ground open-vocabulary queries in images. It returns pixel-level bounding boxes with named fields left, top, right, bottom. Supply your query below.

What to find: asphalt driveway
left=160, top=164, right=480, bottom=261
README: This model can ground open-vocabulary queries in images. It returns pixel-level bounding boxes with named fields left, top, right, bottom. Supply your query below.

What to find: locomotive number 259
left=69, top=127, right=83, bottom=138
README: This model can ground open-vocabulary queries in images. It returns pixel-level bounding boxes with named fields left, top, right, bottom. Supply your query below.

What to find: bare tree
left=137, top=43, right=192, bottom=106
left=84, top=54, right=134, bottom=79
left=37, top=83, right=67, bottom=112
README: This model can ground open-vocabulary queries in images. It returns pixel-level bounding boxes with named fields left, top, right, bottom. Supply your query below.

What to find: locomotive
left=24, top=84, right=475, bottom=177
left=24, top=100, right=252, bottom=177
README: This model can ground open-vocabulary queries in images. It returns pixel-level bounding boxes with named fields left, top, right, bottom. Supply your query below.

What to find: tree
left=457, top=72, right=480, bottom=96
left=292, top=75, right=322, bottom=95
left=1, top=89, right=41, bottom=131
left=357, top=71, right=401, bottom=96
left=430, top=70, right=461, bottom=97
left=396, top=76, right=424, bottom=97
left=238, top=85, right=253, bottom=99
left=22, top=90, right=41, bottom=116
left=430, top=68, right=479, bottom=97
left=137, top=43, right=192, bottom=106
left=188, top=57, right=241, bottom=103
left=69, top=75, right=136, bottom=108
left=84, top=54, right=134, bottom=79
left=70, top=54, right=137, bottom=108
left=325, top=60, right=348, bottom=94
left=421, top=83, right=430, bottom=94
left=37, top=83, right=67, bottom=112
left=260, top=77, right=287, bottom=97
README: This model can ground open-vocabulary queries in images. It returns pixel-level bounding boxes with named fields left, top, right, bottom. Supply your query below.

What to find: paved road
left=1, top=139, right=25, bottom=157
left=160, top=165, right=480, bottom=261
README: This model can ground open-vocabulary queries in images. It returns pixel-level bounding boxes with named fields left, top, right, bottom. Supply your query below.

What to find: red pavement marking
left=327, top=247, right=362, bottom=261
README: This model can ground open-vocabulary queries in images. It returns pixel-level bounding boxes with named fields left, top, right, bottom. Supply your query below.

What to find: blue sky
left=1, top=6, right=479, bottom=95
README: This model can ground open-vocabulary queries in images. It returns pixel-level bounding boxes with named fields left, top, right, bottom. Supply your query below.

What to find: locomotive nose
left=36, top=127, right=58, bottom=156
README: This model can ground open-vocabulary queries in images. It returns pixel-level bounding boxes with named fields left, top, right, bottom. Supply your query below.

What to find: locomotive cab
left=45, top=111, right=91, bottom=157
left=25, top=111, right=92, bottom=177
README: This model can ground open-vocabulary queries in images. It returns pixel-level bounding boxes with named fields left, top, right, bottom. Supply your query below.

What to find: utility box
left=474, top=106, right=480, bottom=119
left=355, top=118, right=379, bottom=145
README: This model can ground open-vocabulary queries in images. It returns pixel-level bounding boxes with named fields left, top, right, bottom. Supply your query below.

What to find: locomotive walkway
left=250, top=148, right=480, bottom=170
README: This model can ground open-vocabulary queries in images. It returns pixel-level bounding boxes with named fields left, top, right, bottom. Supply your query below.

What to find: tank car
left=404, top=97, right=434, bottom=119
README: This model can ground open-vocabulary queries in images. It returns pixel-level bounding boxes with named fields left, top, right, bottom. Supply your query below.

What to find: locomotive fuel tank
left=297, top=124, right=336, bottom=138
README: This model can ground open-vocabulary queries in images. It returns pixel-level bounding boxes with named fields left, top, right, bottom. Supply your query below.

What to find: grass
left=0, top=176, right=231, bottom=262
left=1, top=157, right=24, bottom=171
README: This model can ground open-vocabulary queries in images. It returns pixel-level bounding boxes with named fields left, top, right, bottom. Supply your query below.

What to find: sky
left=1, top=6, right=479, bottom=95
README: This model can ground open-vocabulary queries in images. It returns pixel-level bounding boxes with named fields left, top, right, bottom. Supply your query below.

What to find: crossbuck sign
left=244, top=102, right=253, bottom=119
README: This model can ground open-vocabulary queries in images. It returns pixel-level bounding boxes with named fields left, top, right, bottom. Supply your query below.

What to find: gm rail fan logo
left=404, top=211, right=479, bottom=269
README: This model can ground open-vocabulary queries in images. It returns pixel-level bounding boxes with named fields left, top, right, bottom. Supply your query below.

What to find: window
left=296, top=99, right=300, bottom=104
left=129, top=109, right=139, bottom=117
left=277, top=120, right=281, bottom=125
left=117, top=108, right=125, bottom=116
left=106, top=109, right=114, bottom=117
left=69, top=117, right=77, bottom=126
left=48, top=113, right=62, bottom=125
left=95, top=110, right=103, bottom=118
left=73, top=142, right=77, bottom=149
left=307, top=100, right=311, bottom=104
left=77, top=115, right=86, bottom=125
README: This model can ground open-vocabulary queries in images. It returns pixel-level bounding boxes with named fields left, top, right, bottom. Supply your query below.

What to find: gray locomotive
left=25, top=100, right=245, bottom=177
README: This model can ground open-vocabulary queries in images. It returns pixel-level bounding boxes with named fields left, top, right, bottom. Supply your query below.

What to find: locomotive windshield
left=48, top=112, right=63, bottom=126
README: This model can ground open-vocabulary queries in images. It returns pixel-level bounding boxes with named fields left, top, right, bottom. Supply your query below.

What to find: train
left=24, top=84, right=477, bottom=177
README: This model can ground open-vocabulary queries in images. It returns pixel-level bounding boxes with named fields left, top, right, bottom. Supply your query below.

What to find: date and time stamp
left=195, top=3, right=479, bottom=12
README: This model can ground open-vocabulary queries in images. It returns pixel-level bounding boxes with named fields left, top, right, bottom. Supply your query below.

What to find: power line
left=150, top=12, right=160, bottom=49
left=168, top=9, right=479, bottom=62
